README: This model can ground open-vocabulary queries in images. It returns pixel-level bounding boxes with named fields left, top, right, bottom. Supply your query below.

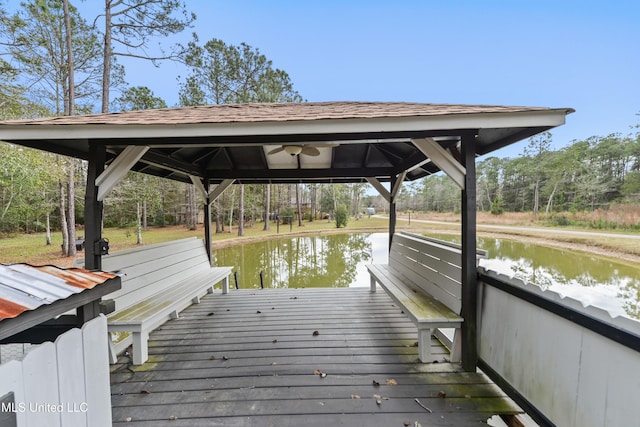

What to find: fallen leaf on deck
left=373, top=394, right=381, bottom=399
left=209, top=355, right=216, bottom=360
left=222, top=356, right=229, bottom=361
left=372, top=380, right=380, bottom=387
left=438, top=390, right=447, bottom=398
left=312, top=330, right=320, bottom=336
left=207, top=312, right=214, bottom=316
left=139, top=389, right=150, bottom=394
left=272, top=339, right=278, bottom=343
left=256, top=310, right=262, bottom=314
left=313, top=369, right=327, bottom=378
left=351, top=394, right=360, bottom=399
left=385, top=378, right=398, bottom=385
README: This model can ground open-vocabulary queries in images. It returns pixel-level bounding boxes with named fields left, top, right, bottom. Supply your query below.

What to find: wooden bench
left=78, top=237, right=232, bottom=365
left=367, top=232, right=485, bottom=363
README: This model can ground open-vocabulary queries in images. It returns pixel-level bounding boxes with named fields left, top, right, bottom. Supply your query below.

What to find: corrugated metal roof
left=0, top=264, right=117, bottom=321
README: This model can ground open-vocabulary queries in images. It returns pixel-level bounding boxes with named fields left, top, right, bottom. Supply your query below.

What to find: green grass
left=0, top=217, right=393, bottom=266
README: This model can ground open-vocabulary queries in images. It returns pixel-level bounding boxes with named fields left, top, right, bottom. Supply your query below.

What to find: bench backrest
left=90, top=238, right=211, bottom=312
left=389, top=233, right=476, bottom=314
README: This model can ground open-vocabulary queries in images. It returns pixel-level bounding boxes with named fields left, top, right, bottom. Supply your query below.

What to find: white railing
left=0, top=315, right=111, bottom=427
left=478, top=267, right=640, bottom=427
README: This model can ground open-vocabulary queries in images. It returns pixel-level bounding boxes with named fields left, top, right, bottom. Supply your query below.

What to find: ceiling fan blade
left=301, top=146, right=321, bottom=156
left=267, top=147, right=285, bottom=155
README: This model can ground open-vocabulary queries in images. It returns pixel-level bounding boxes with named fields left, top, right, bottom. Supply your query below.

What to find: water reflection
left=475, top=237, right=640, bottom=320
left=212, top=232, right=640, bottom=320
left=212, top=233, right=376, bottom=289
left=427, top=233, right=640, bottom=320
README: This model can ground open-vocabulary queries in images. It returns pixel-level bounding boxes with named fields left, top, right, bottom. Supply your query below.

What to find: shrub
left=335, top=205, right=348, bottom=228
left=490, top=195, right=505, bottom=215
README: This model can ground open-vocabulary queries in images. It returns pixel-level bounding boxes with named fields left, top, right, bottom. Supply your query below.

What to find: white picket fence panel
left=0, top=315, right=111, bottom=427
left=478, top=268, right=640, bottom=427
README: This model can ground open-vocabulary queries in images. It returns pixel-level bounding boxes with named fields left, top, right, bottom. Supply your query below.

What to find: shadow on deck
left=110, top=287, right=520, bottom=426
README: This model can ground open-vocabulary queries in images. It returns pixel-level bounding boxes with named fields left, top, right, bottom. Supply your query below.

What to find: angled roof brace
left=411, top=137, right=466, bottom=189
left=208, top=179, right=236, bottom=205
left=96, top=146, right=149, bottom=201
left=189, top=175, right=208, bottom=200
left=190, top=176, right=236, bottom=205
left=365, top=177, right=391, bottom=203
left=391, top=171, right=407, bottom=201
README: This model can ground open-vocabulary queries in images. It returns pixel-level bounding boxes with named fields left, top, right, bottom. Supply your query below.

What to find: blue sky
left=96, top=1, right=639, bottom=158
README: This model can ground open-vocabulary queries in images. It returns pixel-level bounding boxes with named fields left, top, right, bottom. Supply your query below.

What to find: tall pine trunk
left=296, top=183, right=303, bottom=226
left=238, top=184, right=245, bottom=236
left=59, top=180, right=68, bottom=255
left=310, top=185, right=316, bottom=222
left=263, top=184, right=270, bottom=230
left=66, top=158, right=76, bottom=257
left=215, top=198, right=222, bottom=233
left=136, top=202, right=143, bottom=244
left=45, top=213, right=51, bottom=245
left=101, top=3, right=112, bottom=113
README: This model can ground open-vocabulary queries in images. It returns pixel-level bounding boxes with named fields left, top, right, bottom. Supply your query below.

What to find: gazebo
left=0, top=101, right=573, bottom=374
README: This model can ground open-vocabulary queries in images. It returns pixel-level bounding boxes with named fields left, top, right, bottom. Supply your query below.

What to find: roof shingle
left=0, top=101, right=564, bottom=126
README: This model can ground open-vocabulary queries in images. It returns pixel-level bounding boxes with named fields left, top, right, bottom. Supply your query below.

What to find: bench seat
left=77, top=237, right=233, bottom=365
left=367, top=232, right=478, bottom=363
left=107, top=265, right=232, bottom=365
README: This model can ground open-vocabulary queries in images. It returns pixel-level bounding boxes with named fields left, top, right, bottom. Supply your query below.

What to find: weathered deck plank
left=111, top=288, right=520, bottom=425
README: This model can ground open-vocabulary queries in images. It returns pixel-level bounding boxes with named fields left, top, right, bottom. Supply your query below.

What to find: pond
left=212, top=232, right=640, bottom=321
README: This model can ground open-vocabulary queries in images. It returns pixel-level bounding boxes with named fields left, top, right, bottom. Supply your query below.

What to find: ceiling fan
left=267, top=144, right=338, bottom=157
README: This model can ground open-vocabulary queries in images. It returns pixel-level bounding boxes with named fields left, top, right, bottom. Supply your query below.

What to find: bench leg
left=192, top=295, right=201, bottom=304
left=131, top=331, right=149, bottom=365
left=418, top=328, right=432, bottom=363
left=450, top=328, right=462, bottom=363
left=370, top=276, right=377, bottom=293
left=222, top=275, right=229, bottom=294
left=107, top=335, right=118, bottom=364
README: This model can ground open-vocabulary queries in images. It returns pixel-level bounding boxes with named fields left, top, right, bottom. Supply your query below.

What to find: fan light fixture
left=283, top=145, right=303, bottom=156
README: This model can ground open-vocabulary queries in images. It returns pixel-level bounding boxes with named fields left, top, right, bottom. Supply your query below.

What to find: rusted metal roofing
left=0, top=264, right=118, bottom=321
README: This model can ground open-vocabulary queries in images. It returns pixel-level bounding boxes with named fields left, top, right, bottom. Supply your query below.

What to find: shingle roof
left=1, top=101, right=561, bottom=126
left=0, top=101, right=573, bottom=184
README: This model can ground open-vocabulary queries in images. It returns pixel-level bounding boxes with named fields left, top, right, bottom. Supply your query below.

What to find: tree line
left=399, top=130, right=640, bottom=225
left=0, top=142, right=371, bottom=238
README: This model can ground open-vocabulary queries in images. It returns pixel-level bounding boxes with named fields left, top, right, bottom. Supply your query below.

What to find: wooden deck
left=110, top=287, right=520, bottom=426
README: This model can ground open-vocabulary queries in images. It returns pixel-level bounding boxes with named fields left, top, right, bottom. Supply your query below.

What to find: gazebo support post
left=388, top=175, right=397, bottom=250
left=85, top=143, right=106, bottom=271
left=460, top=132, right=478, bottom=371
left=204, top=180, right=213, bottom=264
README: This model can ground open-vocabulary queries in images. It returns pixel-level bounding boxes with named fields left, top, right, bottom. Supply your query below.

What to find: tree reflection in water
left=212, top=233, right=373, bottom=289
left=213, top=232, right=640, bottom=320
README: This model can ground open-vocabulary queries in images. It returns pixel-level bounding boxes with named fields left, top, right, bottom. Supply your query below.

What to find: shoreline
left=212, top=224, right=640, bottom=268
